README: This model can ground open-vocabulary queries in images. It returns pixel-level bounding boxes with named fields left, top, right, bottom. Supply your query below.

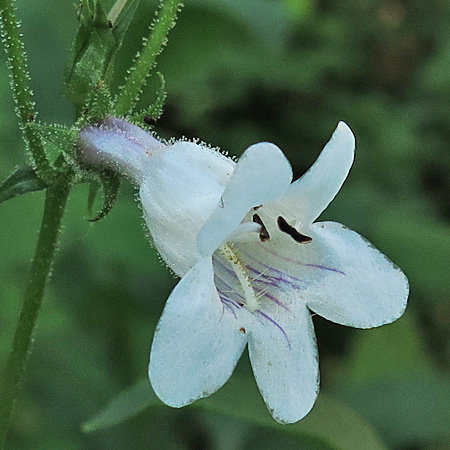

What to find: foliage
left=83, top=376, right=387, bottom=450
left=0, top=166, right=48, bottom=204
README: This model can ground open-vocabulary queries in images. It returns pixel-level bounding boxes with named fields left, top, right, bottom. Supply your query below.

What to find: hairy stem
left=0, top=0, right=53, bottom=182
left=115, top=0, right=182, bottom=115
left=0, top=178, right=70, bottom=449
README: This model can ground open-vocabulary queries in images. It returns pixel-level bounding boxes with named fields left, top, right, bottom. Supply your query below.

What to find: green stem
left=0, top=178, right=70, bottom=449
left=115, top=0, right=182, bottom=115
left=0, top=0, right=53, bottom=182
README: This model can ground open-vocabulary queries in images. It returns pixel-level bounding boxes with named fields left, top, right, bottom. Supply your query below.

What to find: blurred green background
left=1, top=0, right=450, bottom=448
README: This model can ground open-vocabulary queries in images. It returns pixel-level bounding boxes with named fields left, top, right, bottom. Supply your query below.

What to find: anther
left=252, top=214, right=270, bottom=242
left=277, top=216, right=312, bottom=243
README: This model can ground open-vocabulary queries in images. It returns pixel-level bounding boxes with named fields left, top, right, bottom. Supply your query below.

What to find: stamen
left=277, top=216, right=313, bottom=243
left=249, top=267, right=270, bottom=283
left=252, top=214, right=270, bottom=242
left=256, top=286, right=271, bottom=300
left=217, top=243, right=259, bottom=312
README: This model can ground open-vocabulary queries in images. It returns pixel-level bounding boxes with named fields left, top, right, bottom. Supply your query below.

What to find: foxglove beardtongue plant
left=78, top=118, right=409, bottom=423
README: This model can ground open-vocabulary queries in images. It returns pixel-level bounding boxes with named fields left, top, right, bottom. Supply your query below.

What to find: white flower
left=79, top=118, right=409, bottom=424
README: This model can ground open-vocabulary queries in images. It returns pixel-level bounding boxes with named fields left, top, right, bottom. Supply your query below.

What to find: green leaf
left=333, top=313, right=449, bottom=446
left=198, top=374, right=387, bottom=450
left=84, top=374, right=387, bottom=450
left=190, top=0, right=291, bottom=51
left=82, top=379, right=158, bottom=432
left=343, top=313, right=434, bottom=383
left=337, top=375, right=450, bottom=446
left=284, top=0, right=315, bottom=20
left=371, top=210, right=450, bottom=307
left=0, top=166, right=49, bottom=205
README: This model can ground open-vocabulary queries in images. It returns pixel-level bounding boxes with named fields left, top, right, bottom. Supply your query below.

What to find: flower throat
left=217, top=243, right=259, bottom=312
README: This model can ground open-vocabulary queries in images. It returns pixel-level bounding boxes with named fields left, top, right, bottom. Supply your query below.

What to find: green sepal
left=111, top=0, right=141, bottom=42
left=65, top=0, right=115, bottom=108
left=65, top=0, right=139, bottom=110
left=84, top=171, right=121, bottom=222
left=28, top=123, right=78, bottom=162
left=0, top=166, right=49, bottom=205
left=87, top=180, right=99, bottom=217
left=131, top=72, right=167, bottom=127
left=114, top=0, right=182, bottom=115
left=77, top=82, right=115, bottom=126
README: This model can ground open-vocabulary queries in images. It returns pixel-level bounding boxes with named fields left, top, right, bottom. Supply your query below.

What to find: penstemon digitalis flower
left=78, top=117, right=409, bottom=424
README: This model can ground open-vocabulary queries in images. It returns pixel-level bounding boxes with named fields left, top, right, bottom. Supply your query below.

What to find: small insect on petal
left=277, top=216, right=312, bottom=243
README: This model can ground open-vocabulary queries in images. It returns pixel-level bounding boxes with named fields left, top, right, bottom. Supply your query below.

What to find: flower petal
left=304, top=221, right=409, bottom=328
left=78, top=117, right=163, bottom=183
left=248, top=303, right=319, bottom=424
left=149, top=257, right=247, bottom=408
left=278, top=122, right=355, bottom=225
left=140, top=142, right=234, bottom=276
left=198, top=142, right=293, bottom=256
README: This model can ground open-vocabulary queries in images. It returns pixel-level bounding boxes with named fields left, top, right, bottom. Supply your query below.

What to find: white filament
left=217, top=243, right=259, bottom=312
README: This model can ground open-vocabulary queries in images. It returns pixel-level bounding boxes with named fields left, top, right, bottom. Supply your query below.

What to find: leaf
left=337, top=375, right=450, bottom=446
left=371, top=210, right=450, bottom=307
left=190, top=0, right=291, bottom=51
left=198, top=374, right=387, bottom=450
left=343, top=313, right=435, bottom=383
left=333, top=312, right=450, bottom=446
left=0, top=166, right=49, bottom=205
left=284, top=0, right=315, bottom=20
left=83, top=374, right=387, bottom=450
left=82, top=379, right=158, bottom=433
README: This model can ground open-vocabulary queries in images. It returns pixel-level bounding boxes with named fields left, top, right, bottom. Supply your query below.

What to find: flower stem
left=114, top=0, right=182, bottom=115
left=0, top=178, right=70, bottom=449
left=0, top=0, right=53, bottom=182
